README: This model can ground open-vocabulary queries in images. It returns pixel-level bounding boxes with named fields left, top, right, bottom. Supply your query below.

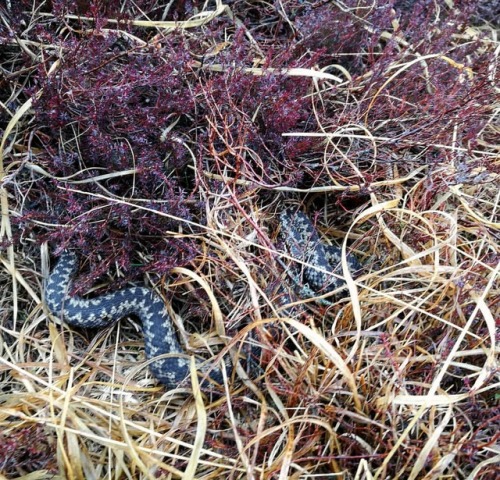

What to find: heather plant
left=5, top=2, right=328, bottom=275
left=0, top=0, right=498, bottom=478
left=0, top=425, right=57, bottom=475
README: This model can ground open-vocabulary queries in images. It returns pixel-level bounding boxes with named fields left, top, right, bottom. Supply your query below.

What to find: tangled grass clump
left=0, top=0, right=498, bottom=478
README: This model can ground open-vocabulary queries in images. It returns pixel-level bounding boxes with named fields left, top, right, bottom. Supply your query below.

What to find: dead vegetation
left=0, top=1, right=498, bottom=478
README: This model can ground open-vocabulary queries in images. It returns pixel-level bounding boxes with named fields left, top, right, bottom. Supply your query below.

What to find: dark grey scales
left=46, top=209, right=361, bottom=388
left=45, top=251, right=222, bottom=388
left=279, top=208, right=361, bottom=298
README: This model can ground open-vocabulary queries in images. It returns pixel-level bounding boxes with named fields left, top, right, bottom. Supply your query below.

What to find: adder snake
left=45, top=208, right=361, bottom=388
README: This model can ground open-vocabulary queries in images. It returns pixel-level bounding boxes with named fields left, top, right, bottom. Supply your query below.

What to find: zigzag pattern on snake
left=45, top=208, right=361, bottom=389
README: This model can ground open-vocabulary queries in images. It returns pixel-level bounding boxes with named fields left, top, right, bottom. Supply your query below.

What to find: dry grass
left=1, top=1, right=499, bottom=479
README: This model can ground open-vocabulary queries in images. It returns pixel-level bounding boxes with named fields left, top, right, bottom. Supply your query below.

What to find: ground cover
left=0, top=1, right=498, bottom=478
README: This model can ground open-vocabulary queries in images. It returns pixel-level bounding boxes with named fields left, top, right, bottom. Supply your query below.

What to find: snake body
left=279, top=208, right=361, bottom=297
left=46, top=209, right=360, bottom=388
left=45, top=252, right=223, bottom=388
